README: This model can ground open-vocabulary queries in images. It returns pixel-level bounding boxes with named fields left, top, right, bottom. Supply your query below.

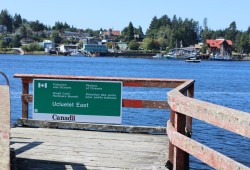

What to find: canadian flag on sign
left=38, top=83, right=47, bottom=88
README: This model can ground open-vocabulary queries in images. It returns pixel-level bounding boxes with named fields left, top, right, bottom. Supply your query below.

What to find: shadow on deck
left=11, top=127, right=168, bottom=170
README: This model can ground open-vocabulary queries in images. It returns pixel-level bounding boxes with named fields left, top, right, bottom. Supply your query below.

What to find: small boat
left=185, top=57, right=201, bottom=63
left=152, top=53, right=164, bottom=59
left=69, top=50, right=82, bottom=56
left=211, top=55, right=232, bottom=61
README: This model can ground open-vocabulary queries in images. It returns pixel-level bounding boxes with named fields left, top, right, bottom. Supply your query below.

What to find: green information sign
left=33, top=79, right=122, bottom=124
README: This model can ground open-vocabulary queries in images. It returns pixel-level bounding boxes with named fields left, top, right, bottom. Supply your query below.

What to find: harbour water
left=0, top=54, right=249, bottom=169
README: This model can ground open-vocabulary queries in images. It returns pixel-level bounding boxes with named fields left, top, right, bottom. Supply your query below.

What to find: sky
left=1, top=0, right=250, bottom=33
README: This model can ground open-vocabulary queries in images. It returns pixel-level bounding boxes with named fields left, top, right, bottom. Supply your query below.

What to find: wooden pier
left=11, top=126, right=168, bottom=170
left=0, top=74, right=249, bottom=170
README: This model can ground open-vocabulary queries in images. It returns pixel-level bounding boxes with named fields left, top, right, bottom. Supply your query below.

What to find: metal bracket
left=0, top=71, right=9, bottom=86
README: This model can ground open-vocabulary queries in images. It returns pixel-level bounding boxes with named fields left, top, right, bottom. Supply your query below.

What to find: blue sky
left=1, top=0, right=249, bottom=33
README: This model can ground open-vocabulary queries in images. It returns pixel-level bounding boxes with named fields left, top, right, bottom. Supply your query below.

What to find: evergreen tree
left=159, top=15, right=171, bottom=27
left=137, top=25, right=144, bottom=40
left=127, top=22, right=135, bottom=42
left=30, top=20, right=45, bottom=34
left=121, top=22, right=135, bottom=42
left=13, top=14, right=22, bottom=30
left=225, top=21, right=237, bottom=42
left=240, top=32, right=250, bottom=54
left=148, top=16, right=159, bottom=30
left=20, top=25, right=28, bottom=39
left=0, top=9, right=13, bottom=33
left=53, top=21, right=64, bottom=32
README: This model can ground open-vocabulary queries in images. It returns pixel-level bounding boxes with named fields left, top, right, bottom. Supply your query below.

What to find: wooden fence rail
left=13, top=74, right=250, bottom=170
left=14, top=74, right=187, bottom=119
left=167, top=79, right=250, bottom=170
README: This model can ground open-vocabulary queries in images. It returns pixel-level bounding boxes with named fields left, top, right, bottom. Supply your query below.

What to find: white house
left=40, top=40, right=55, bottom=49
left=58, top=44, right=79, bottom=54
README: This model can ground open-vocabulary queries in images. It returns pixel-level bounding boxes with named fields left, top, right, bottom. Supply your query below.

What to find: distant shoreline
left=0, top=51, right=249, bottom=61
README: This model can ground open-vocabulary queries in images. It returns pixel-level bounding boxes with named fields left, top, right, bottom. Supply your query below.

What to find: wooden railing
left=167, top=79, right=250, bottom=170
left=0, top=72, right=10, bottom=170
left=14, top=74, right=187, bottom=119
left=14, top=74, right=186, bottom=134
left=13, top=74, right=250, bottom=169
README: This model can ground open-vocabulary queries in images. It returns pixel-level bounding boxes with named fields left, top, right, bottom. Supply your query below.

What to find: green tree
left=29, top=42, right=43, bottom=51
left=0, top=9, right=13, bottom=32
left=30, top=20, right=45, bottom=35
left=10, top=35, right=21, bottom=47
left=158, top=15, right=171, bottom=27
left=128, top=40, right=139, bottom=50
left=127, top=22, right=135, bottom=42
left=146, top=14, right=199, bottom=49
left=53, top=21, right=64, bottom=32
left=122, top=22, right=135, bottom=42
left=201, top=44, right=207, bottom=54
left=133, top=25, right=144, bottom=41
left=157, top=37, right=167, bottom=50
left=137, top=26, right=144, bottom=37
left=85, top=28, right=96, bottom=37
left=148, top=16, right=159, bottom=30
left=13, top=14, right=22, bottom=30
left=21, top=42, right=43, bottom=52
left=140, top=38, right=152, bottom=50
left=51, top=31, right=62, bottom=45
left=20, top=25, right=28, bottom=39
left=225, top=21, right=238, bottom=51
left=239, top=32, right=250, bottom=54
left=140, top=38, right=159, bottom=50
left=106, top=42, right=113, bottom=49
left=0, top=40, right=8, bottom=51
left=225, top=21, right=237, bottom=40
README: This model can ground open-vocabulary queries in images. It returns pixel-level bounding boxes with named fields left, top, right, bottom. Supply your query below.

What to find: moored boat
left=185, top=57, right=201, bottom=63
left=152, top=53, right=164, bottom=59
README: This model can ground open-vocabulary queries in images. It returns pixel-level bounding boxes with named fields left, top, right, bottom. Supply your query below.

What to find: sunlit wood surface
left=11, top=127, right=168, bottom=170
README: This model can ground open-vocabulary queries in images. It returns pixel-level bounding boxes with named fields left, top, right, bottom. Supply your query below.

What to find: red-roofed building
left=206, top=39, right=233, bottom=56
left=103, top=29, right=121, bottom=40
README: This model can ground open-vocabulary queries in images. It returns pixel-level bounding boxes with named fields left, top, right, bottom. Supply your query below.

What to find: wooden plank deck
left=11, top=127, right=168, bottom=170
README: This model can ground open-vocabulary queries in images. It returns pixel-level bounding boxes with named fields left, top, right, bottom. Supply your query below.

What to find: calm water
left=0, top=54, right=249, bottom=169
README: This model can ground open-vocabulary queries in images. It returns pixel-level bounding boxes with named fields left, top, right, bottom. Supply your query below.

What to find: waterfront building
left=58, top=44, right=79, bottom=54
left=40, top=40, right=55, bottom=49
left=82, top=44, right=108, bottom=53
left=206, top=38, right=232, bottom=56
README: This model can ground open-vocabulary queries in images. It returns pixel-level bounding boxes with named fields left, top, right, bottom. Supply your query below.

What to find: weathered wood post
left=0, top=72, right=10, bottom=170
left=166, top=109, right=175, bottom=169
left=167, top=82, right=194, bottom=170
left=21, top=78, right=29, bottom=118
left=174, top=111, right=187, bottom=170
left=185, top=84, right=194, bottom=168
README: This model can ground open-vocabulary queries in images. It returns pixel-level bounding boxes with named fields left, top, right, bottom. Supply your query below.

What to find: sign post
left=33, top=79, right=122, bottom=124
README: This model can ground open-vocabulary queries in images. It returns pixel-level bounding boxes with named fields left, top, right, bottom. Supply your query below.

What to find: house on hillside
left=60, top=31, right=80, bottom=38
left=206, top=39, right=233, bottom=56
left=0, top=25, right=7, bottom=34
left=40, top=40, right=55, bottom=52
left=102, top=29, right=121, bottom=40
